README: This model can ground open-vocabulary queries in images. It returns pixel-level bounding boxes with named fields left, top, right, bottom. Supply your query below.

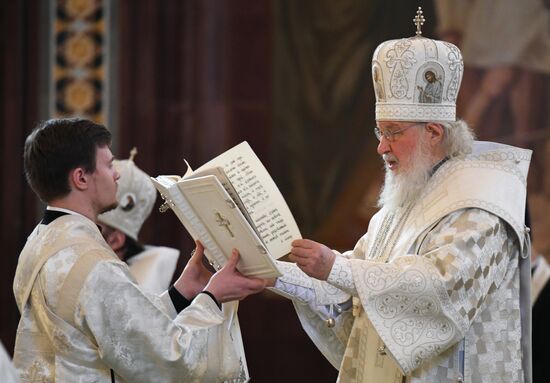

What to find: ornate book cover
left=151, top=142, right=301, bottom=279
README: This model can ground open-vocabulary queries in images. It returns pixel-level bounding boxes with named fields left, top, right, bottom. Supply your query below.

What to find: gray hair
left=439, top=119, right=475, bottom=158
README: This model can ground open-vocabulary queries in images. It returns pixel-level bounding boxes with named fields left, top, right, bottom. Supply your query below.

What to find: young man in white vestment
left=269, top=9, right=533, bottom=383
left=97, top=150, right=251, bottom=381
left=13, top=118, right=266, bottom=382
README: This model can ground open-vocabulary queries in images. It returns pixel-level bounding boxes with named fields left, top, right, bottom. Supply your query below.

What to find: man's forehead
left=377, top=121, right=412, bottom=130
left=96, top=145, right=114, bottom=161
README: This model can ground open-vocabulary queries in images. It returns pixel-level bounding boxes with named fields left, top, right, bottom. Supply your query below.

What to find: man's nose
left=114, top=170, right=121, bottom=181
left=377, top=137, right=390, bottom=155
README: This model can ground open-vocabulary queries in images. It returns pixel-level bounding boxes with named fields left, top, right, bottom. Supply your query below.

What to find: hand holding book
left=204, top=248, right=268, bottom=303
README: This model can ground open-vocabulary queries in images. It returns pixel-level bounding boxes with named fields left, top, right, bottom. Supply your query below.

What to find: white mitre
left=372, top=7, right=464, bottom=122
left=98, top=148, right=157, bottom=241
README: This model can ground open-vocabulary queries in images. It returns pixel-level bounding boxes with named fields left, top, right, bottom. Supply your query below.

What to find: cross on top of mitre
left=413, top=7, right=425, bottom=36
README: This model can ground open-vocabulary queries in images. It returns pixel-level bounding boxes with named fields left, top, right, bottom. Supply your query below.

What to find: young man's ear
left=69, top=167, right=89, bottom=191
left=425, top=122, right=444, bottom=146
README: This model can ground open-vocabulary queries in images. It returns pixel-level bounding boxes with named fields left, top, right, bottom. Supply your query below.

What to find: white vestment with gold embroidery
left=13, top=214, right=245, bottom=382
left=273, top=142, right=532, bottom=383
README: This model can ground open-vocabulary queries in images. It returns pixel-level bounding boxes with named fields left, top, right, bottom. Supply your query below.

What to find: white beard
left=378, top=135, right=434, bottom=211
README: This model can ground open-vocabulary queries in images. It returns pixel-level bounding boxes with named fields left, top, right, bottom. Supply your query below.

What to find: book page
left=193, top=142, right=301, bottom=259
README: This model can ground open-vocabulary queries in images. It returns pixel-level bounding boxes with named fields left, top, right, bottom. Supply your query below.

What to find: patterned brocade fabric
left=350, top=208, right=523, bottom=382
left=274, top=208, right=524, bottom=383
left=13, top=216, right=242, bottom=382
left=328, top=256, right=357, bottom=296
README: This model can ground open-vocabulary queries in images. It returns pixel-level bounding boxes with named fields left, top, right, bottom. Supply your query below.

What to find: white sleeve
left=272, top=260, right=352, bottom=310
left=270, top=260, right=355, bottom=369
left=158, top=289, right=178, bottom=319
left=327, top=256, right=358, bottom=296
left=77, top=261, right=240, bottom=383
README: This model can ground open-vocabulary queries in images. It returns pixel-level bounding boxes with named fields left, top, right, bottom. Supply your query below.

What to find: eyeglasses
left=374, top=123, right=425, bottom=142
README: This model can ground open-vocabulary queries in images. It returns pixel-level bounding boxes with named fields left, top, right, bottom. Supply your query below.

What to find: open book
left=151, top=142, right=301, bottom=279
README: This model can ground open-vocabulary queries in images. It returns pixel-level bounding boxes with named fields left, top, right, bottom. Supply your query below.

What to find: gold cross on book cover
left=151, top=141, right=302, bottom=279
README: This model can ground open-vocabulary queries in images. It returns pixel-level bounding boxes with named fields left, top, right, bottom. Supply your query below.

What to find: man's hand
left=173, top=241, right=213, bottom=300
left=204, top=249, right=267, bottom=303
left=289, top=239, right=336, bottom=281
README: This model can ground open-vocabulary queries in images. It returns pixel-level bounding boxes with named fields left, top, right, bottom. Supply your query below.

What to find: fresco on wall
left=435, top=0, right=550, bottom=254
left=272, top=0, right=436, bottom=249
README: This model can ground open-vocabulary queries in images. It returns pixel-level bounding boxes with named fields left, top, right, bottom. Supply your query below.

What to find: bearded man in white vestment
left=13, top=117, right=266, bottom=382
left=270, top=9, right=532, bottom=383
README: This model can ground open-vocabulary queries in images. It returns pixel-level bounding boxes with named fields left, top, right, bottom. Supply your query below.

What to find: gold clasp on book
left=158, top=194, right=171, bottom=213
left=159, top=202, right=170, bottom=213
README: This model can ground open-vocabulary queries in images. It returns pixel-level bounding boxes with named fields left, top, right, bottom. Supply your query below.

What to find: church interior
left=1, top=1, right=549, bottom=381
